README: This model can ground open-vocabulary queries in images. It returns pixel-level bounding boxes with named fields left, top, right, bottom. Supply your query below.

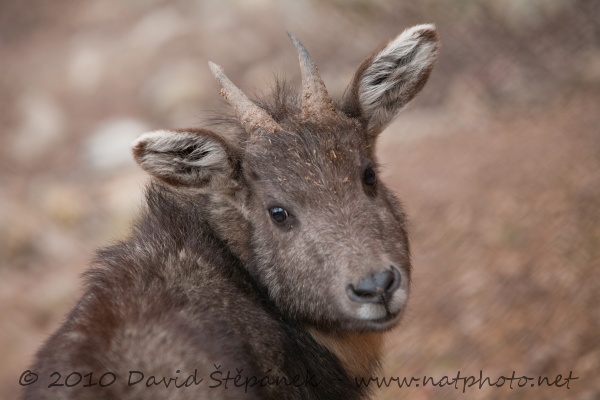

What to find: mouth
left=344, top=287, right=407, bottom=331
left=363, top=308, right=403, bottom=330
left=341, top=264, right=409, bottom=331
left=342, top=304, right=404, bottom=332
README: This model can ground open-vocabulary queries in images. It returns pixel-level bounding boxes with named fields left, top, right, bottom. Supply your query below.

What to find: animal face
left=241, top=117, right=411, bottom=331
left=132, top=25, right=439, bottom=331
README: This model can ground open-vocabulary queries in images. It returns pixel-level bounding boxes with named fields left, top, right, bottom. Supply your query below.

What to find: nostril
left=347, top=266, right=402, bottom=303
left=373, top=270, right=395, bottom=293
left=353, top=278, right=378, bottom=297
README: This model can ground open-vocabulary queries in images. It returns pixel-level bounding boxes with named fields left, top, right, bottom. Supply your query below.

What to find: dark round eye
left=363, top=166, right=377, bottom=186
left=269, top=207, right=289, bottom=224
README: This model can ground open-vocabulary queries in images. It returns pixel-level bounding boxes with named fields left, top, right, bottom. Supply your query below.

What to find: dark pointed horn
left=208, top=62, right=281, bottom=134
left=286, top=32, right=336, bottom=117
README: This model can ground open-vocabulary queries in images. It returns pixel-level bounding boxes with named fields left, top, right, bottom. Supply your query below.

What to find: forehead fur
left=214, top=80, right=370, bottom=165
left=224, top=82, right=373, bottom=199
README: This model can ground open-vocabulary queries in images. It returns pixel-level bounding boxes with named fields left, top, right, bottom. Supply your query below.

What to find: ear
left=131, top=129, right=240, bottom=188
left=342, top=24, right=439, bottom=136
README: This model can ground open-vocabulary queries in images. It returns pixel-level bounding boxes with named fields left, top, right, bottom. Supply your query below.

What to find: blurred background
left=1, top=0, right=599, bottom=399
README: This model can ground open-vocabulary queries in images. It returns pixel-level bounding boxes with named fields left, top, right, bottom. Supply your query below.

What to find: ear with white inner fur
left=131, top=129, right=239, bottom=188
left=342, top=24, right=439, bottom=136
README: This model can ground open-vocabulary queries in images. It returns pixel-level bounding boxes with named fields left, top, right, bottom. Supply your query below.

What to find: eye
left=269, top=207, right=289, bottom=224
left=363, top=166, right=377, bottom=186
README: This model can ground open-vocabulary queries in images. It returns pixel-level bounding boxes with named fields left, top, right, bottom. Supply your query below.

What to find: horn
left=287, top=32, right=336, bottom=117
left=208, top=62, right=281, bottom=134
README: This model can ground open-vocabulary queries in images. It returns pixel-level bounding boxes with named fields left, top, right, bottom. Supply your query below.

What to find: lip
left=373, top=309, right=400, bottom=323
left=370, top=310, right=402, bottom=327
left=345, top=308, right=404, bottom=332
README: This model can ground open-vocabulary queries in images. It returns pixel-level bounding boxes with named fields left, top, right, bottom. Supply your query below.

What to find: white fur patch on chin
left=356, top=303, right=388, bottom=320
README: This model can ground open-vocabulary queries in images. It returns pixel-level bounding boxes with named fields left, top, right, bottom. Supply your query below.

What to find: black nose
left=347, top=266, right=401, bottom=303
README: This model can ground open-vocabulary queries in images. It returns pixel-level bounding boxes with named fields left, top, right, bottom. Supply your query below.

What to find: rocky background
left=1, top=1, right=599, bottom=399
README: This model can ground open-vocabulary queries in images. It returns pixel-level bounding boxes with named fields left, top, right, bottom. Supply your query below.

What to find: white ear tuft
left=343, top=24, right=439, bottom=136
left=132, top=129, right=236, bottom=188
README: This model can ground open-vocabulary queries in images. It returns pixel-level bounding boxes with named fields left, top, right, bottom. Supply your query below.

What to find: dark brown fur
left=23, top=25, right=439, bottom=400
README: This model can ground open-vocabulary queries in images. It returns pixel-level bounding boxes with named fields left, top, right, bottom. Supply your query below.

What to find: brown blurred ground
left=1, top=1, right=599, bottom=399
